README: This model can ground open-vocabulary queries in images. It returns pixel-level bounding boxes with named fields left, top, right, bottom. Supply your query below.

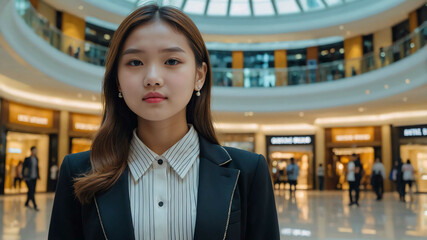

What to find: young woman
left=48, top=4, right=279, bottom=240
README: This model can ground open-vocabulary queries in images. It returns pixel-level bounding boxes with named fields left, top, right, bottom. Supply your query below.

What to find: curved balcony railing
left=15, top=0, right=427, bottom=87
left=15, top=0, right=109, bottom=66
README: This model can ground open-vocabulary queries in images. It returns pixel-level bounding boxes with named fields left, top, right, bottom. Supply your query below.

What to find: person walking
left=402, top=159, right=415, bottom=202
left=22, top=146, right=40, bottom=211
left=348, top=154, right=362, bottom=206
left=396, top=160, right=405, bottom=202
left=13, top=161, right=23, bottom=190
left=371, top=157, right=386, bottom=200
left=317, top=163, right=325, bottom=191
left=287, top=157, right=299, bottom=195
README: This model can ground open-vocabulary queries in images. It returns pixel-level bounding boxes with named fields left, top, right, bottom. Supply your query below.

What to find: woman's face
left=117, top=20, right=206, bottom=122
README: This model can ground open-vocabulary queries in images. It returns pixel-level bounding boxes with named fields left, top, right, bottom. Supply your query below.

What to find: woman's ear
left=194, top=62, right=207, bottom=91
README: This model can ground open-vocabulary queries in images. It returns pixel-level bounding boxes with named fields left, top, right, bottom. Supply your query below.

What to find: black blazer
left=48, top=135, right=280, bottom=240
left=22, top=156, right=39, bottom=179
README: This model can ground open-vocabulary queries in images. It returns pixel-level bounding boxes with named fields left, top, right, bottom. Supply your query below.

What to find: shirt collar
left=128, top=125, right=200, bottom=181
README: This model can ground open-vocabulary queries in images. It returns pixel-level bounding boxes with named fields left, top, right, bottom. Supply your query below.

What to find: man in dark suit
left=22, top=146, right=40, bottom=211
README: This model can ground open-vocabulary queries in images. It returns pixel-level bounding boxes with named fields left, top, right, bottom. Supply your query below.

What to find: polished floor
left=0, top=191, right=426, bottom=239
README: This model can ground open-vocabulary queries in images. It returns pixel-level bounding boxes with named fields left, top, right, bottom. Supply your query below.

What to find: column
left=58, top=111, right=69, bottom=166
left=344, top=36, right=363, bottom=77
left=274, top=50, right=287, bottom=86
left=381, top=125, right=392, bottom=192
left=231, top=51, right=244, bottom=87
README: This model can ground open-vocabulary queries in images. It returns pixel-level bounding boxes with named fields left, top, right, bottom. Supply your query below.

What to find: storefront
left=217, top=133, right=255, bottom=152
left=266, top=135, right=315, bottom=190
left=393, top=124, right=427, bottom=193
left=0, top=100, right=59, bottom=194
left=324, top=126, right=382, bottom=190
left=69, top=113, right=101, bottom=154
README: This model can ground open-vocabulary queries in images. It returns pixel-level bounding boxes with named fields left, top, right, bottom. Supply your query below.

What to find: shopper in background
left=317, top=163, right=325, bottom=191
left=348, top=154, right=362, bottom=206
left=287, top=157, right=299, bottom=195
left=396, top=160, right=405, bottom=202
left=49, top=163, right=59, bottom=192
left=13, top=161, right=23, bottom=190
left=402, top=159, right=415, bottom=202
left=22, top=146, right=40, bottom=211
left=371, top=157, right=386, bottom=200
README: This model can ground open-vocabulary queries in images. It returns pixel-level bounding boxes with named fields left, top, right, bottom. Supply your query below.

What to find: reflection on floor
left=276, top=190, right=427, bottom=240
left=0, top=191, right=426, bottom=239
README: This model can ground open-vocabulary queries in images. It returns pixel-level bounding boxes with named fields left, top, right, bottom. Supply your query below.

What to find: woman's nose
left=144, top=64, right=163, bottom=87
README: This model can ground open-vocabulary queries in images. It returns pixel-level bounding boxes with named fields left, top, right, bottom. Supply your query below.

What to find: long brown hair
left=74, top=4, right=218, bottom=204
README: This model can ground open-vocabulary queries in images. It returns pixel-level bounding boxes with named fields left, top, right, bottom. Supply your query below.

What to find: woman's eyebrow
left=121, top=47, right=185, bottom=56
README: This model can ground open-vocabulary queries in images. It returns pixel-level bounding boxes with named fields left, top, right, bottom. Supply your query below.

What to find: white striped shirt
left=127, top=125, right=200, bottom=240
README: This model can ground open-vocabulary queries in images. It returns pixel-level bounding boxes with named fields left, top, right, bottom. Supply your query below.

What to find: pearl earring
left=196, top=90, right=201, bottom=97
left=118, top=92, right=123, bottom=98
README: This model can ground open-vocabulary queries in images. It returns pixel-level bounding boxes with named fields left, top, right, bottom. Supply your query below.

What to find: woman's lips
left=143, top=92, right=167, bottom=103
left=144, top=97, right=165, bottom=103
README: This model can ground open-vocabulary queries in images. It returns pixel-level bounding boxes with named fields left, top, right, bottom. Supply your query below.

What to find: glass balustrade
left=14, top=0, right=427, bottom=87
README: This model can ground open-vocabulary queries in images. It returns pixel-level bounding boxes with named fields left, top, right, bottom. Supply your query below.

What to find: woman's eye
left=165, top=59, right=180, bottom=65
left=128, top=60, right=143, bottom=66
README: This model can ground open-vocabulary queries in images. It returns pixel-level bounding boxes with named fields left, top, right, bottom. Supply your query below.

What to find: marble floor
left=0, top=191, right=426, bottom=240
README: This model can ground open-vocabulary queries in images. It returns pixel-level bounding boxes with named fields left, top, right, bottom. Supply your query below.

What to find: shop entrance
left=331, top=147, right=377, bottom=190
left=400, top=144, right=427, bottom=192
left=70, top=137, right=92, bottom=154
left=270, top=145, right=314, bottom=190
left=5, top=132, right=49, bottom=194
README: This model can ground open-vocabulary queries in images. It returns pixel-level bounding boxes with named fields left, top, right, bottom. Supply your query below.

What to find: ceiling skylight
left=253, top=0, right=275, bottom=16
left=110, top=0, right=360, bottom=17
left=275, top=0, right=301, bottom=14
left=183, top=0, right=207, bottom=15
left=207, top=0, right=229, bottom=16
left=299, top=0, right=325, bottom=12
left=230, top=0, right=251, bottom=16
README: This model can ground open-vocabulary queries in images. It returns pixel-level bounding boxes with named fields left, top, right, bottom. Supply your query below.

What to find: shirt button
left=157, top=159, right=163, bottom=165
left=158, top=201, right=164, bottom=207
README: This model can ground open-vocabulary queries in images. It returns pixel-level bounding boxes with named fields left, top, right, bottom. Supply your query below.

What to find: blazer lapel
left=194, top=136, right=240, bottom=240
left=95, top=168, right=135, bottom=240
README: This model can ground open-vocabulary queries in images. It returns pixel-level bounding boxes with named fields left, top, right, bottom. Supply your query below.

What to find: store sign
left=270, top=136, right=312, bottom=145
left=9, top=102, right=53, bottom=128
left=335, top=134, right=371, bottom=142
left=17, top=114, right=49, bottom=125
left=75, top=123, right=100, bottom=131
left=401, top=126, right=427, bottom=137
left=331, top=127, right=375, bottom=143
left=71, top=113, right=101, bottom=133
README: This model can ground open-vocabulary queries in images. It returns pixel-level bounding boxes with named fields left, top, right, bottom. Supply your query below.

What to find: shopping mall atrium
left=0, top=0, right=427, bottom=239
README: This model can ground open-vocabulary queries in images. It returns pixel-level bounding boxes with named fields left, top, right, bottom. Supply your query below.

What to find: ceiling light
left=358, top=107, right=365, bottom=112
left=299, top=112, right=304, bottom=117
left=384, top=84, right=389, bottom=89
left=405, top=78, right=410, bottom=84
left=410, top=42, right=415, bottom=48
left=339, top=25, right=344, bottom=30
left=77, top=93, right=83, bottom=98
left=295, top=54, right=303, bottom=60
left=403, top=97, right=408, bottom=102
left=214, top=123, right=259, bottom=131
left=244, top=112, right=254, bottom=117
left=91, top=95, right=97, bottom=101
left=104, top=34, right=111, bottom=40
left=365, top=89, right=370, bottom=95
left=78, top=5, right=84, bottom=10
left=261, top=124, right=316, bottom=131
left=339, top=48, right=344, bottom=54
